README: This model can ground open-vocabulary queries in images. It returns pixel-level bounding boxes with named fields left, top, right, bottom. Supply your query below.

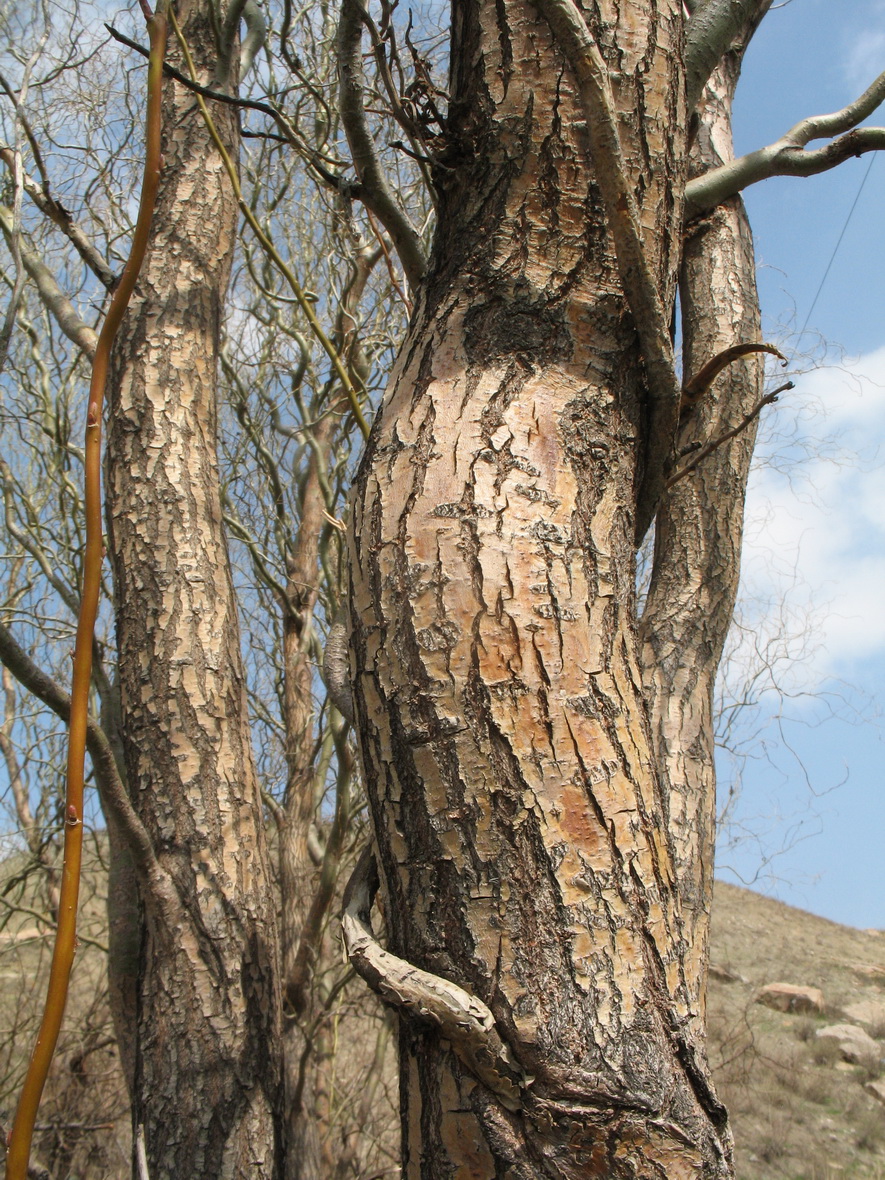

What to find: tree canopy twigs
left=0, top=206, right=98, bottom=358
left=3, top=10, right=167, bottom=1176
left=0, top=149, right=116, bottom=289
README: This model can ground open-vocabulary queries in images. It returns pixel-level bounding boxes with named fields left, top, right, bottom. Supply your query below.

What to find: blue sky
left=715, top=0, right=885, bottom=929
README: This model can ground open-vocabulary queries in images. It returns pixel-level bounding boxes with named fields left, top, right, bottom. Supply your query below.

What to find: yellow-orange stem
left=4, top=12, right=166, bottom=1178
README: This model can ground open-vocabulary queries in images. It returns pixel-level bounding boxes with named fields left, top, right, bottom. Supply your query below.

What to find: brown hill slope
left=709, top=881, right=885, bottom=1179
left=2, top=864, right=883, bottom=1178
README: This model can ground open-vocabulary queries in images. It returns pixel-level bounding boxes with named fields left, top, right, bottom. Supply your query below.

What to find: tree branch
left=681, top=341, right=785, bottom=411
left=0, top=205, right=98, bottom=357
left=684, top=0, right=771, bottom=112
left=686, top=69, right=885, bottom=216
left=342, top=846, right=526, bottom=1111
left=530, top=0, right=682, bottom=542
left=0, top=150, right=116, bottom=290
left=0, top=619, right=159, bottom=884
left=666, top=380, right=792, bottom=488
left=239, top=0, right=266, bottom=77
left=337, top=0, right=427, bottom=290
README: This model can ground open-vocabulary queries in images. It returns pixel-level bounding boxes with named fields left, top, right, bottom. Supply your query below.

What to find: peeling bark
left=105, top=2, right=283, bottom=1174
left=348, top=0, right=733, bottom=1173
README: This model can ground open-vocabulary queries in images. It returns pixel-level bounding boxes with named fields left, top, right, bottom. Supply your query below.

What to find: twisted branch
left=686, top=68, right=885, bottom=216
left=342, top=847, right=526, bottom=1111
left=337, top=0, right=427, bottom=290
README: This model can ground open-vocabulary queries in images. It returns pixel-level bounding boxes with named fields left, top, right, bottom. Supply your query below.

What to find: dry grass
left=2, top=859, right=884, bottom=1179
left=709, top=881, right=885, bottom=1179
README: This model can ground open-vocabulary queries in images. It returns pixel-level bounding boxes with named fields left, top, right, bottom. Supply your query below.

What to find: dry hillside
left=1, top=865, right=883, bottom=1178
left=709, top=881, right=885, bottom=1180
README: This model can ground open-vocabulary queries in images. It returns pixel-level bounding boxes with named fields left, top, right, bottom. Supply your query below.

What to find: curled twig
left=681, top=342, right=786, bottom=411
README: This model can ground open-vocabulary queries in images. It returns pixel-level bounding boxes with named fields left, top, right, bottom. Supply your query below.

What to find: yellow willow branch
left=4, top=12, right=167, bottom=1179
left=169, top=8, right=370, bottom=440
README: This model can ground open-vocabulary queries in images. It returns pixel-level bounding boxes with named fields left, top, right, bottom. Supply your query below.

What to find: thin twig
left=0, top=150, right=116, bottom=289
left=666, top=381, right=792, bottom=489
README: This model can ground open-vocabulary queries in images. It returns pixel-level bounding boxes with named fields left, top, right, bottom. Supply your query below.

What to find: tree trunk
left=639, top=41, right=769, bottom=1030
left=348, top=0, right=733, bottom=1174
left=105, top=3, right=283, bottom=1174
left=277, top=240, right=376, bottom=1180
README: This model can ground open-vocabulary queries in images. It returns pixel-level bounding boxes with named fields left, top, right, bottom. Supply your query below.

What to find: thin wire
left=794, top=152, right=877, bottom=353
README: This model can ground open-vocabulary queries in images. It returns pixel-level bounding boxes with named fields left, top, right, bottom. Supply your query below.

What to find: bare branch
left=786, top=67, right=885, bottom=145
left=0, top=205, right=99, bottom=357
left=337, top=0, right=427, bottom=290
left=0, top=150, right=116, bottom=289
left=286, top=745, right=353, bottom=1014
left=681, top=341, right=785, bottom=410
left=0, top=618, right=160, bottom=885
left=686, top=69, right=885, bottom=216
left=666, top=380, right=792, bottom=488
left=530, top=0, right=681, bottom=542
left=239, top=0, right=266, bottom=77
left=684, top=0, right=771, bottom=112
left=342, top=846, right=526, bottom=1111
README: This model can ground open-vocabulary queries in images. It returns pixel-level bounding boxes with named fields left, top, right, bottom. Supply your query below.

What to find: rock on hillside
left=709, top=881, right=885, bottom=1180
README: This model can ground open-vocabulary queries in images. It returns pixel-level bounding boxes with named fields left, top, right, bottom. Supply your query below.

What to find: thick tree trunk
left=105, top=3, right=283, bottom=1175
left=348, top=0, right=732, bottom=1174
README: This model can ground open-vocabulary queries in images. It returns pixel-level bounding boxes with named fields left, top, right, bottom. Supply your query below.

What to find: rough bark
left=348, top=0, right=733, bottom=1174
left=639, top=13, right=770, bottom=1026
left=105, top=2, right=283, bottom=1174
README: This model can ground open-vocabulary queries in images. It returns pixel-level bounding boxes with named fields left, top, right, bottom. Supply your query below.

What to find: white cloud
left=737, top=346, right=885, bottom=688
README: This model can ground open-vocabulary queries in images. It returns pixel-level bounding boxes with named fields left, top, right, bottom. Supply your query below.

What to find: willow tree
left=342, top=1, right=885, bottom=1176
